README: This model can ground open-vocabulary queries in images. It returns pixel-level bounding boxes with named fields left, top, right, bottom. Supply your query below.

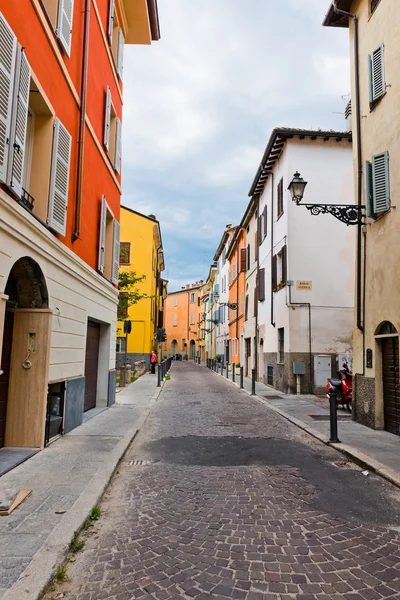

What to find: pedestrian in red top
left=150, top=351, right=157, bottom=374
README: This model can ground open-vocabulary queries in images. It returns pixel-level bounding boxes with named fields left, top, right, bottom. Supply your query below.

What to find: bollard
left=119, top=365, right=126, bottom=388
left=251, top=369, right=256, bottom=395
left=240, top=366, right=244, bottom=389
left=329, top=390, right=341, bottom=443
left=157, top=364, right=161, bottom=387
left=226, top=363, right=229, bottom=379
left=232, top=363, right=236, bottom=383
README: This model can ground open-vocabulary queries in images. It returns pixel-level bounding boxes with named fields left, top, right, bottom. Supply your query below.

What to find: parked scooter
left=326, top=363, right=353, bottom=413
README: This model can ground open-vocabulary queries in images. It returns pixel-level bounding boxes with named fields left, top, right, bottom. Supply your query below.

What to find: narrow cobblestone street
left=45, top=363, right=400, bottom=600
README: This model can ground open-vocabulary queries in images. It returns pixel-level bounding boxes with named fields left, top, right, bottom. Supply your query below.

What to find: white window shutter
left=112, top=219, right=120, bottom=284
left=98, top=195, right=107, bottom=273
left=372, top=151, right=390, bottom=213
left=371, top=45, right=385, bottom=102
left=48, top=118, right=72, bottom=236
left=56, top=0, right=74, bottom=57
left=365, top=160, right=375, bottom=219
left=117, top=28, right=124, bottom=79
left=104, top=86, right=111, bottom=150
left=8, top=47, right=30, bottom=198
left=114, top=117, right=121, bottom=173
left=0, top=13, right=17, bottom=184
left=108, top=0, right=114, bottom=42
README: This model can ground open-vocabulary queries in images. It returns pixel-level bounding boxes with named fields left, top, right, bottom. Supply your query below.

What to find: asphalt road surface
left=45, top=362, right=400, bottom=600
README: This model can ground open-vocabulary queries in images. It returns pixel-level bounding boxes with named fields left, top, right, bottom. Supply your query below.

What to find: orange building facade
left=227, top=228, right=246, bottom=367
left=0, top=1, right=160, bottom=454
left=164, top=282, right=203, bottom=360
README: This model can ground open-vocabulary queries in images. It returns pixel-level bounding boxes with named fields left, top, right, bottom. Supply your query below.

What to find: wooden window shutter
left=365, top=160, right=375, bottom=218
left=98, top=195, right=107, bottom=273
left=0, top=14, right=17, bottom=184
left=282, top=244, right=287, bottom=283
left=372, top=151, right=390, bottom=213
left=263, top=205, right=268, bottom=238
left=370, top=45, right=385, bottom=103
left=258, top=268, right=265, bottom=302
left=277, top=178, right=283, bottom=217
left=104, top=87, right=111, bottom=150
left=117, top=29, right=124, bottom=79
left=253, top=281, right=258, bottom=316
left=247, top=244, right=250, bottom=270
left=108, top=0, right=115, bottom=41
left=257, top=216, right=262, bottom=245
left=114, top=117, right=122, bottom=173
left=120, top=242, right=130, bottom=264
left=245, top=294, right=248, bottom=321
left=254, top=231, right=258, bottom=261
left=240, top=247, right=247, bottom=272
left=272, top=254, right=277, bottom=291
left=56, top=0, right=74, bottom=57
left=112, top=219, right=120, bottom=284
left=48, top=118, right=72, bottom=236
left=8, top=47, right=30, bottom=198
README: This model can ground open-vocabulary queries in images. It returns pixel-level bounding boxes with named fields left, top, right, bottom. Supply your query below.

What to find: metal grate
left=267, top=366, right=273, bottom=386
left=127, top=459, right=155, bottom=466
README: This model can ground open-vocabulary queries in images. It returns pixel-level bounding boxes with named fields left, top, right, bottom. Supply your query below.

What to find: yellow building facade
left=117, top=207, right=166, bottom=366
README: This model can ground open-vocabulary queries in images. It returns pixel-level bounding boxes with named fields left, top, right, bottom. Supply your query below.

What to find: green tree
left=118, top=270, right=150, bottom=320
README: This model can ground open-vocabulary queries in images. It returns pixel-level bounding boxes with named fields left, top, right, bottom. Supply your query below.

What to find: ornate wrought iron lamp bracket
left=301, top=203, right=365, bottom=226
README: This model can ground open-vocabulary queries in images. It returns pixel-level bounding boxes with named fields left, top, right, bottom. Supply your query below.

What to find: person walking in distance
left=150, top=351, right=157, bottom=374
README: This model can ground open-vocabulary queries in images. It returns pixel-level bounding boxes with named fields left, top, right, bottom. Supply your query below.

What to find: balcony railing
left=20, top=188, right=35, bottom=211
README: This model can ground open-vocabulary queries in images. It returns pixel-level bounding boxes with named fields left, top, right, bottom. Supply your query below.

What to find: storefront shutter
left=0, top=13, right=17, bottom=184
left=108, top=0, right=114, bottom=41
left=98, top=195, right=107, bottom=273
left=48, top=118, right=72, bottom=236
left=117, top=28, right=124, bottom=79
left=372, top=151, right=390, bottom=213
left=104, top=86, right=111, bottom=150
left=258, top=268, right=265, bottom=302
left=114, top=117, right=121, bottom=173
left=112, top=219, right=120, bottom=284
left=56, top=0, right=74, bottom=57
left=8, top=47, right=30, bottom=198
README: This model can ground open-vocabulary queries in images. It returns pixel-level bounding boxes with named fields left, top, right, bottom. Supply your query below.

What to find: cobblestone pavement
left=44, top=362, right=400, bottom=600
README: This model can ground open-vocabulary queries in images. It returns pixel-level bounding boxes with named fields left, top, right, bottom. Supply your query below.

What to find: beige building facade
left=324, top=0, right=400, bottom=434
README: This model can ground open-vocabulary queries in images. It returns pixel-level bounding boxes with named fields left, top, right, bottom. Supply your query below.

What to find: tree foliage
left=118, top=270, right=149, bottom=320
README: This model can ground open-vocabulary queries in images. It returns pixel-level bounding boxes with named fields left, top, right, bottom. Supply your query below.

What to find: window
left=116, top=337, right=126, bottom=353
left=41, top=0, right=74, bottom=56
left=245, top=294, right=249, bottom=321
left=365, top=152, right=390, bottom=217
left=368, top=45, right=385, bottom=106
left=240, top=248, right=247, bottom=273
left=253, top=287, right=257, bottom=317
left=277, top=178, right=284, bottom=218
left=108, top=0, right=124, bottom=79
left=278, top=328, right=284, bottom=364
left=103, top=87, right=121, bottom=173
left=190, top=311, right=195, bottom=325
left=182, top=338, right=186, bottom=351
left=117, top=292, right=128, bottom=320
left=254, top=231, right=258, bottom=261
left=173, top=314, right=177, bottom=326
left=272, top=245, right=287, bottom=290
left=240, top=291, right=244, bottom=315
left=174, top=295, right=178, bottom=307
left=370, top=0, right=382, bottom=15
left=258, top=268, right=265, bottom=302
left=222, top=248, right=226, bottom=265
left=262, top=205, right=267, bottom=239
left=258, top=215, right=262, bottom=245
left=232, top=262, right=237, bottom=281
left=267, top=365, right=273, bottom=386
left=98, top=195, right=120, bottom=284
left=120, top=242, right=131, bottom=264
left=190, top=292, right=196, bottom=303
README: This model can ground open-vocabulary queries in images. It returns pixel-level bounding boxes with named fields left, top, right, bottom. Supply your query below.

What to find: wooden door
left=382, top=336, right=400, bottom=435
left=0, top=310, right=14, bottom=448
left=84, top=321, right=100, bottom=412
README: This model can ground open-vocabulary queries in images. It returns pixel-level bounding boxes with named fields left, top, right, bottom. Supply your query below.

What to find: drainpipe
left=288, top=283, right=312, bottom=394
left=72, top=0, right=91, bottom=242
left=332, top=1, right=363, bottom=335
left=255, top=200, right=259, bottom=380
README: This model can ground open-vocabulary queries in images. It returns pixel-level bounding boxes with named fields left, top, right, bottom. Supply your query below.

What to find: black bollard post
left=251, top=369, right=256, bottom=395
left=157, top=364, right=161, bottom=387
left=232, top=363, right=236, bottom=382
left=329, top=390, right=341, bottom=443
left=240, top=366, right=244, bottom=389
left=226, top=363, right=229, bottom=379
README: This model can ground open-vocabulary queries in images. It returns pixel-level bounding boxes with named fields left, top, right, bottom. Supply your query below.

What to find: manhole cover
left=261, top=395, right=283, bottom=400
left=309, top=414, right=350, bottom=421
left=127, top=459, right=156, bottom=466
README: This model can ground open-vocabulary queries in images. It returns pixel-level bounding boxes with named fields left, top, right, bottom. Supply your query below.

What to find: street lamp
left=288, top=171, right=364, bottom=226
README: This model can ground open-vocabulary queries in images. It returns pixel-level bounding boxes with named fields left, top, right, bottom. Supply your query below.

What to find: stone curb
left=3, top=381, right=165, bottom=600
left=206, top=364, right=400, bottom=491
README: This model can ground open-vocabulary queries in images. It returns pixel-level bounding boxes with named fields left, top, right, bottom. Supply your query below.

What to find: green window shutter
left=365, top=160, right=375, bottom=218
left=371, top=45, right=385, bottom=102
left=372, top=151, right=390, bottom=213
left=368, top=54, right=373, bottom=105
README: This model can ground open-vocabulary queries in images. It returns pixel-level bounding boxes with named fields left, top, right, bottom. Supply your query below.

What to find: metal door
left=313, top=355, right=331, bottom=388
left=84, top=321, right=100, bottom=412
left=0, top=309, right=14, bottom=447
left=382, top=337, right=400, bottom=435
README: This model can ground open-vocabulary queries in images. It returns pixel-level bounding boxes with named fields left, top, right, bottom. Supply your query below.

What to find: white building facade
left=214, top=226, right=236, bottom=362
left=251, top=128, right=355, bottom=393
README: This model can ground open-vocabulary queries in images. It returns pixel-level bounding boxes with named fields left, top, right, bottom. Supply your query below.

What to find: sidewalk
left=201, top=362, right=400, bottom=489
left=0, top=373, right=162, bottom=600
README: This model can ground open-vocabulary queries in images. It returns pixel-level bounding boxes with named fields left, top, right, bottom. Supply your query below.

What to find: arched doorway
left=376, top=321, right=399, bottom=435
left=170, top=339, right=178, bottom=356
left=0, top=257, right=50, bottom=451
left=190, top=340, right=196, bottom=360
left=259, top=339, right=264, bottom=383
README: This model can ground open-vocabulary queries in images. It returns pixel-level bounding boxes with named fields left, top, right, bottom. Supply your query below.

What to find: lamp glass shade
left=288, top=172, right=307, bottom=204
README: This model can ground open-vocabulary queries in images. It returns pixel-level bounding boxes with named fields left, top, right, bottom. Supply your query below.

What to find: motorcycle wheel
left=346, top=400, right=352, bottom=413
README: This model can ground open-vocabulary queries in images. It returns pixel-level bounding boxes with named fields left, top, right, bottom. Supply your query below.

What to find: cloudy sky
left=122, top=0, right=350, bottom=292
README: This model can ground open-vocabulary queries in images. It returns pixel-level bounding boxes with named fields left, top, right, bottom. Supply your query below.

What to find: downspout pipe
left=288, top=283, right=312, bottom=394
left=332, top=1, right=363, bottom=334
left=72, top=0, right=91, bottom=242
left=255, top=201, right=259, bottom=381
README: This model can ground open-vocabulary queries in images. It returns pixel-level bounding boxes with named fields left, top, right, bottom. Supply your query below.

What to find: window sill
left=277, top=212, right=284, bottom=221
left=369, top=91, right=386, bottom=111
left=274, top=282, right=286, bottom=292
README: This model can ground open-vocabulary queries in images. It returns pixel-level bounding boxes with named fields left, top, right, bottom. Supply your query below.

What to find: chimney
left=345, top=100, right=352, bottom=132
left=186, top=284, right=190, bottom=289
left=148, top=214, right=156, bottom=220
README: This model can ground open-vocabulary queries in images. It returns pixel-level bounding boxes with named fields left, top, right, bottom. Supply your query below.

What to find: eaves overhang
left=322, top=1, right=352, bottom=27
